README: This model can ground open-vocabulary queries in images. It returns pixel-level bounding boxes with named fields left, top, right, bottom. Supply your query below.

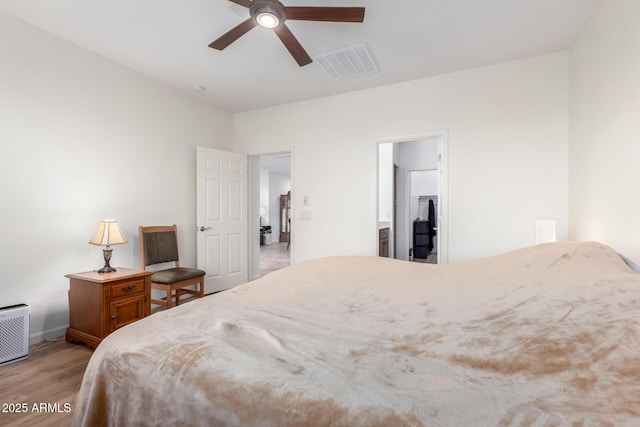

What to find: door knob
left=198, top=226, right=212, bottom=232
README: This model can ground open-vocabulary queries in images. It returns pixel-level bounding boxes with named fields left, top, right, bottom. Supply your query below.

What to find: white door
left=196, top=147, right=248, bottom=293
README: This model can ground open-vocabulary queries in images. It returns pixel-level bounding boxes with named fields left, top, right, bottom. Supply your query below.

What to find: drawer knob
left=121, top=285, right=135, bottom=293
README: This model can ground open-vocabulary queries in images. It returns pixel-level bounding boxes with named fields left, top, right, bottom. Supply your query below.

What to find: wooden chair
left=139, top=225, right=205, bottom=310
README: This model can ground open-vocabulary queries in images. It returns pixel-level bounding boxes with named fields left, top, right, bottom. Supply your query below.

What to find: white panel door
left=196, top=147, right=248, bottom=293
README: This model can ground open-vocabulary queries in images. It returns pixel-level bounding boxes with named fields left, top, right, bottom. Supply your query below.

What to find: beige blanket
left=73, top=242, right=640, bottom=426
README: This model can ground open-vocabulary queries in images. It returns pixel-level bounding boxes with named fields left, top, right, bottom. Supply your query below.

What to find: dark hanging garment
left=427, top=199, right=436, bottom=251
left=428, top=199, right=436, bottom=232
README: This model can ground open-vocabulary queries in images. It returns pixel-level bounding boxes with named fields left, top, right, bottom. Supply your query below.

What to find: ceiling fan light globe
left=256, top=12, right=280, bottom=28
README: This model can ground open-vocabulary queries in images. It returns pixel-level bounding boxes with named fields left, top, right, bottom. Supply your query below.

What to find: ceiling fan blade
left=209, top=18, right=257, bottom=50
left=227, top=0, right=251, bottom=8
left=274, top=24, right=312, bottom=67
left=284, top=7, right=365, bottom=23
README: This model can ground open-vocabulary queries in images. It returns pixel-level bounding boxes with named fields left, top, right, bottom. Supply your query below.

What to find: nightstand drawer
left=110, top=279, right=145, bottom=298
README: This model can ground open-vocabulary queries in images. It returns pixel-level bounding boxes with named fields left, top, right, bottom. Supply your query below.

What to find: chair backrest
left=139, top=225, right=182, bottom=269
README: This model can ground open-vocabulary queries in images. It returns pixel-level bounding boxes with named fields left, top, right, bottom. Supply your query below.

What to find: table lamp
left=89, top=219, right=128, bottom=273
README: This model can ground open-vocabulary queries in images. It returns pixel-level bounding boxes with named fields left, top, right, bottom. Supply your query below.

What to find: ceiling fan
left=209, top=0, right=365, bottom=67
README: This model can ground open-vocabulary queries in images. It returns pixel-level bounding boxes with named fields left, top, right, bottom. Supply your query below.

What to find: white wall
left=569, top=0, right=640, bottom=261
left=259, top=168, right=270, bottom=225
left=378, top=142, right=393, bottom=223
left=410, top=171, right=439, bottom=220
left=234, top=52, right=569, bottom=263
left=0, top=13, right=233, bottom=342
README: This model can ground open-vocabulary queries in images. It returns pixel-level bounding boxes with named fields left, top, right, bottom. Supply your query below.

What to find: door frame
left=247, top=150, right=294, bottom=281
left=376, top=131, right=449, bottom=263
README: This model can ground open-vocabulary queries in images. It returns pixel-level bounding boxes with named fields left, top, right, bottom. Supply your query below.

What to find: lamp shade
left=89, top=220, right=128, bottom=246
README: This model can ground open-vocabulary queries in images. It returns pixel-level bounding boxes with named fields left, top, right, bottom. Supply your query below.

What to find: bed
left=72, top=241, right=640, bottom=426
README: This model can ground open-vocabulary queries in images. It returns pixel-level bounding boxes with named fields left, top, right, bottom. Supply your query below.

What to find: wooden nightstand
left=65, top=268, right=153, bottom=349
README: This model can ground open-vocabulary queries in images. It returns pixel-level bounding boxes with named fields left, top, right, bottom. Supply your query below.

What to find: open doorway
left=377, top=134, right=448, bottom=263
left=252, top=152, right=292, bottom=278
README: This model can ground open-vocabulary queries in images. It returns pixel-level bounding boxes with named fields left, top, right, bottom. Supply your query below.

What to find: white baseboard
left=30, top=325, right=68, bottom=345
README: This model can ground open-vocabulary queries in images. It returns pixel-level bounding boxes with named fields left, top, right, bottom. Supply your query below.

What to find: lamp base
left=96, top=265, right=117, bottom=274
left=96, top=246, right=117, bottom=274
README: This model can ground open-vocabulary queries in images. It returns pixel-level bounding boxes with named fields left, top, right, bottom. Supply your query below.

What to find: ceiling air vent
left=314, top=43, right=379, bottom=80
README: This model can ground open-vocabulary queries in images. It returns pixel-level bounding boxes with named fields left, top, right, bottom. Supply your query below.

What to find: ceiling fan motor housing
left=250, top=0, right=286, bottom=27
left=210, top=0, right=365, bottom=67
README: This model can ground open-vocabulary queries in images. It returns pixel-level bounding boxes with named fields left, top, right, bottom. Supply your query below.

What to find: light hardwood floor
left=1, top=248, right=289, bottom=426
left=0, top=338, right=92, bottom=426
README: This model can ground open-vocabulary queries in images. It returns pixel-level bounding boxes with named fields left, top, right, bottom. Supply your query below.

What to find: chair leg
left=166, top=289, right=173, bottom=309
left=197, top=279, right=204, bottom=297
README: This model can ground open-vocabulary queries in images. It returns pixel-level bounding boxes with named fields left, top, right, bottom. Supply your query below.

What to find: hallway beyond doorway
left=260, top=242, right=289, bottom=276
left=249, top=151, right=292, bottom=281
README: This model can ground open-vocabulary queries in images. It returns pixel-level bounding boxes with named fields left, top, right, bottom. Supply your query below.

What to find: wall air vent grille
left=314, top=43, right=379, bottom=80
left=0, top=304, right=30, bottom=366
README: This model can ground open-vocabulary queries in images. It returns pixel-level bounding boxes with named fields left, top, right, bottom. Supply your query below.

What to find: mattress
left=72, top=241, right=640, bottom=426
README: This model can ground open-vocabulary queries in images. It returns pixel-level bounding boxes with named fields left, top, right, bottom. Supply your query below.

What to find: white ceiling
left=0, top=0, right=598, bottom=113
left=261, top=152, right=291, bottom=175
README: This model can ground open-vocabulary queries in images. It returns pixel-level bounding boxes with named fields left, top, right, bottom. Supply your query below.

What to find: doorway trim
left=376, top=130, right=449, bottom=263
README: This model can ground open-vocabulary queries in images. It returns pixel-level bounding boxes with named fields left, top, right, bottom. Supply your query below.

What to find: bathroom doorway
left=378, top=133, right=448, bottom=263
